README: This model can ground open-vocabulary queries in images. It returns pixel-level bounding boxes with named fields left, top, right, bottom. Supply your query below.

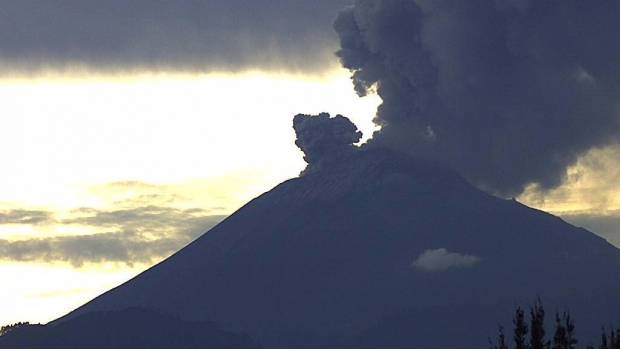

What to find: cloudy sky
left=1, top=0, right=619, bottom=327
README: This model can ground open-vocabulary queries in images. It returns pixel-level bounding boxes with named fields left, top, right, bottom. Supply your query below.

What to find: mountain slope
left=13, top=148, right=620, bottom=347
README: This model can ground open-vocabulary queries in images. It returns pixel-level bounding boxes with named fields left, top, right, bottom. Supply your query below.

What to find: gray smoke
left=334, top=0, right=620, bottom=195
left=293, top=113, right=362, bottom=173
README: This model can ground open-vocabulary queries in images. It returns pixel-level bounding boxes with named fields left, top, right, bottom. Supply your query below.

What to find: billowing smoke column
left=333, top=0, right=620, bottom=195
left=293, top=113, right=362, bottom=174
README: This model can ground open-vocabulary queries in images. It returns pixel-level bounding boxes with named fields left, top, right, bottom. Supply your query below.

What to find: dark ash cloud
left=0, top=206, right=225, bottom=266
left=293, top=112, right=362, bottom=173
left=334, top=0, right=620, bottom=195
left=0, top=0, right=350, bottom=74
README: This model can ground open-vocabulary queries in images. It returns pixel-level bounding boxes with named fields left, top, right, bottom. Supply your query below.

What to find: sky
left=0, top=0, right=619, bottom=327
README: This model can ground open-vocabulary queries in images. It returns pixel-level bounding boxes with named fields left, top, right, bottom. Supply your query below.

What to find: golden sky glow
left=518, top=145, right=620, bottom=215
left=517, top=145, right=620, bottom=247
left=0, top=69, right=381, bottom=326
left=0, top=71, right=379, bottom=207
left=0, top=262, right=143, bottom=325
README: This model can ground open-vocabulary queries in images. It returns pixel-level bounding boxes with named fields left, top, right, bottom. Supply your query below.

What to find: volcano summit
left=2, top=113, right=620, bottom=348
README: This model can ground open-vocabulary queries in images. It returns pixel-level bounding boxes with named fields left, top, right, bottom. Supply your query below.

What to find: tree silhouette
left=553, top=313, right=567, bottom=348
left=492, top=300, right=620, bottom=348
left=553, top=311, right=576, bottom=348
left=564, top=312, right=576, bottom=349
left=529, top=299, right=548, bottom=349
left=601, top=326, right=620, bottom=349
left=601, top=328, right=608, bottom=348
left=514, top=306, right=529, bottom=349
left=492, top=325, right=508, bottom=349
left=0, top=322, right=31, bottom=337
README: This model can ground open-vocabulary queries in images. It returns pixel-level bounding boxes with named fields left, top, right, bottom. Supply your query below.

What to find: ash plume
left=334, top=0, right=620, bottom=195
left=293, top=112, right=362, bottom=174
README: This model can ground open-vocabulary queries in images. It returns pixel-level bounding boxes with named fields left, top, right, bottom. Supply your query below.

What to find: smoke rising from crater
left=334, top=0, right=620, bottom=195
left=293, top=112, right=362, bottom=173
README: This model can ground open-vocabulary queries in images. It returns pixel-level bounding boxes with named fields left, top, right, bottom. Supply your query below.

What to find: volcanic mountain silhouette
left=3, top=122, right=620, bottom=347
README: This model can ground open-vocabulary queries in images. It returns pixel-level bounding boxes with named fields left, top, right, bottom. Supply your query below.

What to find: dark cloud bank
left=332, top=0, right=620, bottom=195
left=0, top=0, right=350, bottom=74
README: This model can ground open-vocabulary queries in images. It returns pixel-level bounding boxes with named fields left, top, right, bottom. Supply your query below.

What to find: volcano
left=3, top=115, right=620, bottom=348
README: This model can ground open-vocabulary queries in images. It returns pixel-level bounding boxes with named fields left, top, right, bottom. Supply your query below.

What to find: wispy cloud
left=0, top=209, right=55, bottom=225
left=0, top=180, right=228, bottom=266
left=0, top=208, right=224, bottom=267
left=63, top=205, right=219, bottom=233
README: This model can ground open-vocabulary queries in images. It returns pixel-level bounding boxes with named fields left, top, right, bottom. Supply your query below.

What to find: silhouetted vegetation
left=493, top=325, right=508, bottom=349
left=529, top=299, right=549, bottom=348
left=513, top=306, right=528, bottom=348
left=493, top=299, right=620, bottom=349
left=601, top=326, right=620, bottom=349
left=0, top=322, right=36, bottom=337
left=552, top=311, right=576, bottom=349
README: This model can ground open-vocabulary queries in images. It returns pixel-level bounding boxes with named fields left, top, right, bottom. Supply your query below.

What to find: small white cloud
left=412, top=248, right=481, bottom=272
left=574, top=66, right=596, bottom=85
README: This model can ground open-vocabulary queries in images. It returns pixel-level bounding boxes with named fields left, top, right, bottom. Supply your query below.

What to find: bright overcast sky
left=0, top=69, right=380, bottom=325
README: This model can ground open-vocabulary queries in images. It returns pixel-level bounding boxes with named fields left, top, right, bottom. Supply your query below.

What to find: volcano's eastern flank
left=3, top=114, right=620, bottom=348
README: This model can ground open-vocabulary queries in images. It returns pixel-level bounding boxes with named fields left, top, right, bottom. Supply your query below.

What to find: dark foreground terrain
left=0, top=307, right=258, bottom=348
